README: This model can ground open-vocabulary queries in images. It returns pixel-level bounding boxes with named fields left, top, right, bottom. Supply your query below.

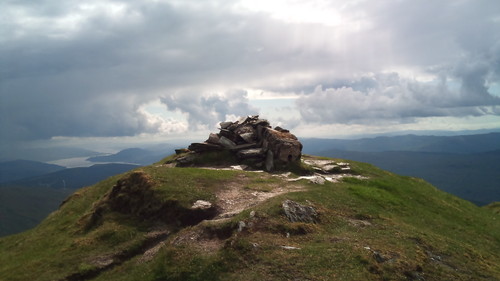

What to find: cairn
left=181, top=115, right=303, bottom=171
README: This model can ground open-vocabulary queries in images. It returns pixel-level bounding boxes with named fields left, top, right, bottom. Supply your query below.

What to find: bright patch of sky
left=140, top=99, right=188, bottom=128
left=489, top=83, right=500, bottom=97
left=237, top=0, right=344, bottom=26
left=249, top=98, right=299, bottom=124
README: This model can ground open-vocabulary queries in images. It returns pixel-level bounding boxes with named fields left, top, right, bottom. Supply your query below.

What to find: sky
left=1, top=0, right=500, bottom=155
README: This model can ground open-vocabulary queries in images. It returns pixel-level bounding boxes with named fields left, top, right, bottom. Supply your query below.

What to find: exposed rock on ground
left=191, top=200, right=212, bottom=210
left=282, top=158, right=363, bottom=185
left=214, top=177, right=305, bottom=220
left=303, top=159, right=351, bottom=174
left=282, top=199, right=318, bottom=223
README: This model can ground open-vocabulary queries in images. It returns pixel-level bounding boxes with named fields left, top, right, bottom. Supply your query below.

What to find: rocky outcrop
left=282, top=199, right=318, bottom=223
left=183, top=115, right=303, bottom=171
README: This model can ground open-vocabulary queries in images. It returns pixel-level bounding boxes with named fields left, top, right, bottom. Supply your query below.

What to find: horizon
left=2, top=128, right=500, bottom=163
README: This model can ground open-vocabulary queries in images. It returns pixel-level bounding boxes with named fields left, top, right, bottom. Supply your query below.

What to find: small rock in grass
left=191, top=200, right=212, bottom=210
left=238, top=221, right=246, bottom=232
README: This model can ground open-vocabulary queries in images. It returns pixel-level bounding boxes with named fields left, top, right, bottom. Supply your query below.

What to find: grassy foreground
left=0, top=155, right=498, bottom=281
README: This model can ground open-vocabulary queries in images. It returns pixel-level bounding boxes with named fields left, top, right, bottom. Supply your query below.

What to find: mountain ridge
left=2, top=163, right=140, bottom=189
left=0, top=152, right=498, bottom=281
left=301, top=132, right=500, bottom=154
left=87, top=148, right=168, bottom=166
left=0, top=160, right=65, bottom=183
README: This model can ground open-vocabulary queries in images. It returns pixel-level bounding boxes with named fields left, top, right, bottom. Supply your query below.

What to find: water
left=48, top=156, right=106, bottom=168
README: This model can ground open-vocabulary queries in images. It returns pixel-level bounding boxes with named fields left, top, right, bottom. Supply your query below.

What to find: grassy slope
left=315, top=149, right=500, bottom=205
left=0, top=156, right=499, bottom=281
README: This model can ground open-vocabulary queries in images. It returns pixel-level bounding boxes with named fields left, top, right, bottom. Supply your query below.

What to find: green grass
left=0, top=157, right=499, bottom=281
left=144, top=166, right=239, bottom=205
left=243, top=174, right=282, bottom=192
left=485, top=202, right=500, bottom=214
left=0, top=165, right=241, bottom=281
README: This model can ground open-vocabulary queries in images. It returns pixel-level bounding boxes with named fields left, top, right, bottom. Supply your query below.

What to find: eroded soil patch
left=214, top=173, right=306, bottom=219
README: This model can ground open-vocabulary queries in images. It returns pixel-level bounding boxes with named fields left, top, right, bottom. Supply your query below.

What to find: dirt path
left=214, top=178, right=305, bottom=219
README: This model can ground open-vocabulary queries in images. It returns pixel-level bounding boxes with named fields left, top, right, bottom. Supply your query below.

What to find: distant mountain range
left=3, top=163, right=140, bottom=189
left=0, top=160, right=65, bottom=183
left=87, top=147, right=168, bottom=166
left=302, top=132, right=500, bottom=154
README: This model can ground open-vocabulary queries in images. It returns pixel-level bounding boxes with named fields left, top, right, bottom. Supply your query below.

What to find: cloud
left=0, top=1, right=264, bottom=142
left=136, top=106, right=188, bottom=135
left=1, top=0, right=500, bottom=149
left=160, top=90, right=258, bottom=130
left=0, top=87, right=168, bottom=141
left=297, top=71, right=500, bottom=124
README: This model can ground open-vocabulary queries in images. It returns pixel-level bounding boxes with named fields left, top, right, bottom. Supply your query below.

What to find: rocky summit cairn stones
left=184, top=115, right=303, bottom=171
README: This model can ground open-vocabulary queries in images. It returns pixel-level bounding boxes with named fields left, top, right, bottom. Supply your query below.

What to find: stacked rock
left=185, top=115, right=302, bottom=171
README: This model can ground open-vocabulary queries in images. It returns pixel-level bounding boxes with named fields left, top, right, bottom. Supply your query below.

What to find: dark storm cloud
left=0, top=1, right=262, bottom=142
left=1, top=0, right=349, bottom=144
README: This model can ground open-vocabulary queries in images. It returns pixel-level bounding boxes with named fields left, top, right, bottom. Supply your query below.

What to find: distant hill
left=0, top=186, right=72, bottom=237
left=3, top=163, right=140, bottom=189
left=0, top=160, right=65, bottom=183
left=302, top=132, right=500, bottom=154
left=87, top=148, right=167, bottom=166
